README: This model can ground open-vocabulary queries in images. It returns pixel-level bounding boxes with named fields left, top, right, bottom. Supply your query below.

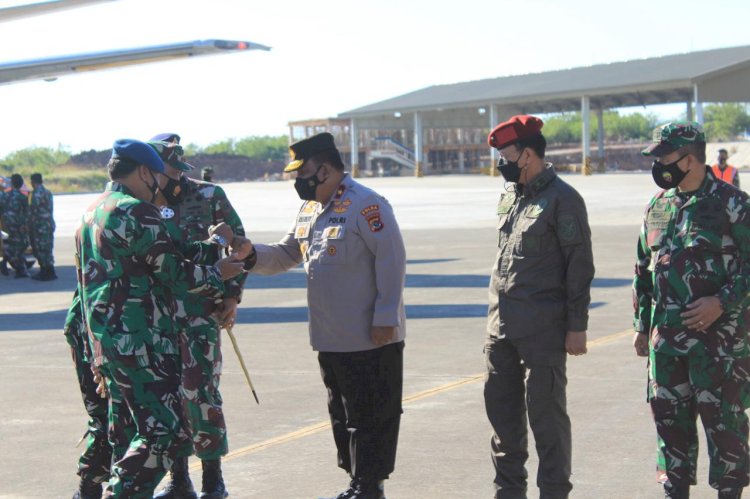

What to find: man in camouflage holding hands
left=2, top=173, right=29, bottom=278
left=148, top=134, right=247, bottom=499
left=633, top=122, right=750, bottom=499
left=75, top=139, right=246, bottom=498
left=28, top=172, right=57, bottom=280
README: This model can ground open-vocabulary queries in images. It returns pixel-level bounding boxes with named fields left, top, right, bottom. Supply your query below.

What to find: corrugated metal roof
left=340, top=45, right=750, bottom=117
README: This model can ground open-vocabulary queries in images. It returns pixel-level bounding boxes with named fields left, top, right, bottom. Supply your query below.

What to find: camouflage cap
left=641, top=121, right=705, bottom=157
left=147, top=141, right=194, bottom=172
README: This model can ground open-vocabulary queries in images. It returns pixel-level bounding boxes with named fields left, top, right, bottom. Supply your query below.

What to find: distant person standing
left=633, top=122, right=750, bottom=499
left=202, top=167, right=214, bottom=182
left=246, top=132, right=406, bottom=499
left=711, top=148, right=741, bottom=189
left=1, top=173, right=29, bottom=278
left=28, top=172, right=57, bottom=280
left=484, top=115, right=594, bottom=499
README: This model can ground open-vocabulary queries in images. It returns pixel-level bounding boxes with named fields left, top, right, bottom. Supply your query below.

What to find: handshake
left=207, top=222, right=255, bottom=280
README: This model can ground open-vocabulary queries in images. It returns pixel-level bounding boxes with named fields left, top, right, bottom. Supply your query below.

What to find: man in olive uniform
left=244, top=132, right=406, bottom=499
left=64, top=289, right=114, bottom=499
left=148, top=136, right=247, bottom=499
left=28, top=172, right=57, bottom=280
left=633, top=122, right=750, bottom=499
left=1, top=173, right=29, bottom=278
left=75, top=139, right=246, bottom=498
left=484, top=115, right=594, bottom=499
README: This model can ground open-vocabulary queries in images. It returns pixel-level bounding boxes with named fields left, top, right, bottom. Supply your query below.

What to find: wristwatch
left=211, top=234, right=229, bottom=247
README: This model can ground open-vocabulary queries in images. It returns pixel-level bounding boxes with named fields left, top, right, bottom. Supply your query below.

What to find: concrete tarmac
left=1, top=171, right=744, bottom=499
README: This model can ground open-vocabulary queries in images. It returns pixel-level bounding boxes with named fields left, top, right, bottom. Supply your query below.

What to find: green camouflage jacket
left=160, top=177, right=246, bottom=329
left=633, top=167, right=750, bottom=357
left=74, top=182, right=225, bottom=365
left=1, top=188, right=28, bottom=228
left=29, top=184, right=55, bottom=232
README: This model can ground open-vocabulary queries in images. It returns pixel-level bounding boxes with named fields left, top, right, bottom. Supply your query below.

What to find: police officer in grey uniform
left=243, top=132, right=406, bottom=499
left=484, top=115, right=595, bottom=499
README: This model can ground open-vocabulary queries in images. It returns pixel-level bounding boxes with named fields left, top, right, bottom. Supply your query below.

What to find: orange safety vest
left=711, top=164, right=738, bottom=184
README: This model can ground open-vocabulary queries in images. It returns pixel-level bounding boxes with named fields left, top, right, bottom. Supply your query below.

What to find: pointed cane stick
left=225, top=325, right=260, bottom=404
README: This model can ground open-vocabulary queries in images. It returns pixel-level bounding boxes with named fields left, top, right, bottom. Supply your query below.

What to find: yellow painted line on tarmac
left=206, top=327, right=632, bottom=469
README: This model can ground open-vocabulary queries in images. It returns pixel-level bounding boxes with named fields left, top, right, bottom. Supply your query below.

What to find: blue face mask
left=652, top=154, right=688, bottom=190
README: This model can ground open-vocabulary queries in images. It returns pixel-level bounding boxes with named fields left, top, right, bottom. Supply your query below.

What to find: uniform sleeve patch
left=361, top=204, right=380, bottom=216
left=558, top=213, right=580, bottom=244
left=367, top=214, right=384, bottom=232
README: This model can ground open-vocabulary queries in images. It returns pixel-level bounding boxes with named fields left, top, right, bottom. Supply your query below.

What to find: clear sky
left=0, top=0, right=748, bottom=157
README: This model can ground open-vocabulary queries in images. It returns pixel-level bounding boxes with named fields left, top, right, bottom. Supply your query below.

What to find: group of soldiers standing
left=0, top=172, right=57, bottom=280
left=63, top=116, right=750, bottom=499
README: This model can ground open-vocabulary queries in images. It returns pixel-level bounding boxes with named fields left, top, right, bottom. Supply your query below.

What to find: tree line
left=1, top=105, right=748, bottom=172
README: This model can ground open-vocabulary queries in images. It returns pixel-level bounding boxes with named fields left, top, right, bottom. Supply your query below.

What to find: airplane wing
left=0, top=39, right=271, bottom=85
left=0, top=0, right=118, bottom=23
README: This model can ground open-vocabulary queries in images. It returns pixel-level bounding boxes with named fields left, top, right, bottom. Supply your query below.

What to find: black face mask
left=497, top=149, right=525, bottom=183
left=294, top=165, right=324, bottom=201
left=162, top=176, right=184, bottom=205
left=652, top=154, right=688, bottom=190
left=143, top=169, right=161, bottom=204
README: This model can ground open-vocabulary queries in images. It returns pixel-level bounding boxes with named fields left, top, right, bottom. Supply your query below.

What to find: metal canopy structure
left=337, top=45, right=750, bottom=175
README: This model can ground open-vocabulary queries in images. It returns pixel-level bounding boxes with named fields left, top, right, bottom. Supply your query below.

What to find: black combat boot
left=664, top=481, right=689, bottom=499
left=153, top=457, right=197, bottom=499
left=200, top=459, right=228, bottom=499
left=331, top=478, right=385, bottom=499
left=14, top=267, right=28, bottom=278
left=32, top=266, right=57, bottom=281
left=0, top=258, right=8, bottom=276
left=718, top=489, right=743, bottom=499
left=71, top=476, right=102, bottom=499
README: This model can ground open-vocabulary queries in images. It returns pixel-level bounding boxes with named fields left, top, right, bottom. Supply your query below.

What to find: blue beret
left=149, top=132, right=181, bottom=144
left=111, top=139, right=165, bottom=174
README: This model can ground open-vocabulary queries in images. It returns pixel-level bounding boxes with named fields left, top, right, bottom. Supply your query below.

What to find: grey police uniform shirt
left=251, top=174, right=407, bottom=352
left=487, top=165, right=595, bottom=341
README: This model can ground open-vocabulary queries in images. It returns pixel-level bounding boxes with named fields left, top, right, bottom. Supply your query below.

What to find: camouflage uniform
left=160, top=176, right=246, bottom=460
left=1, top=188, right=29, bottom=273
left=28, top=183, right=55, bottom=269
left=75, top=180, right=226, bottom=498
left=634, top=124, right=750, bottom=495
left=64, top=289, right=113, bottom=485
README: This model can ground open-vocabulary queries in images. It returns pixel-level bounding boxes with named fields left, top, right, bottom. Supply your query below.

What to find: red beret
left=488, top=115, right=544, bottom=149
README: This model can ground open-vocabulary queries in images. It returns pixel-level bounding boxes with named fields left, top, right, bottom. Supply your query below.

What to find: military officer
left=1, top=173, right=29, bottom=278
left=484, top=115, right=594, bottom=499
left=65, top=289, right=114, bottom=499
left=148, top=136, right=247, bottom=499
left=633, top=122, right=750, bottom=499
left=74, top=139, right=246, bottom=498
left=243, top=132, right=406, bottom=499
left=28, top=172, right=57, bottom=280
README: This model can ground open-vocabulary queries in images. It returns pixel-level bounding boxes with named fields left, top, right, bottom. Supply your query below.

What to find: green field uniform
left=28, top=183, right=55, bottom=269
left=634, top=170, right=750, bottom=494
left=160, top=177, right=246, bottom=460
left=75, top=181, right=225, bottom=498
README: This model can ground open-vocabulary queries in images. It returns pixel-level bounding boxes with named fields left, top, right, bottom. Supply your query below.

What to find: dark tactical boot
left=718, top=490, right=743, bottom=499
left=0, top=259, right=8, bottom=276
left=332, top=479, right=385, bottom=499
left=32, top=266, right=57, bottom=281
left=71, top=477, right=102, bottom=499
left=200, top=459, right=229, bottom=499
left=153, top=457, right=197, bottom=499
left=14, top=268, right=28, bottom=278
left=664, top=481, right=689, bottom=499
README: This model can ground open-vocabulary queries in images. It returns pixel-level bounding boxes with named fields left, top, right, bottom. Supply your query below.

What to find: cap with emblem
left=150, top=132, right=181, bottom=144
left=148, top=141, right=194, bottom=171
left=641, top=121, right=705, bottom=157
left=488, top=115, right=544, bottom=150
left=111, top=139, right=164, bottom=173
left=284, top=132, right=337, bottom=173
